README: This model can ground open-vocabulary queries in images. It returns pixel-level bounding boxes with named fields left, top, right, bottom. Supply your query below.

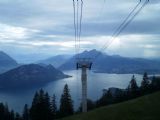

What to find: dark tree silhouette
left=141, top=72, right=150, bottom=94
left=78, top=99, right=95, bottom=112
left=151, top=76, right=160, bottom=91
left=10, top=110, right=15, bottom=120
left=30, top=89, right=53, bottom=120
left=59, top=84, right=74, bottom=117
left=51, top=94, right=57, bottom=119
left=15, top=113, right=22, bottom=120
left=96, top=89, right=114, bottom=107
left=128, top=75, right=139, bottom=98
left=22, top=104, right=30, bottom=120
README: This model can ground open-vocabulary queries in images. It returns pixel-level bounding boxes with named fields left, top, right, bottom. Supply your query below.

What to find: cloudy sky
left=0, top=0, right=160, bottom=62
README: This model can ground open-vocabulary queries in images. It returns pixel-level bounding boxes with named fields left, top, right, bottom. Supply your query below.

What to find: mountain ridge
left=37, top=54, right=71, bottom=68
left=0, top=51, right=18, bottom=73
left=59, top=49, right=160, bottom=74
left=0, top=64, right=70, bottom=89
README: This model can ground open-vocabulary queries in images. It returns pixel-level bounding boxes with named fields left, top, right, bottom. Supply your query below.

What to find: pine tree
left=97, top=89, right=113, bottom=106
left=128, top=75, right=139, bottom=98
left=59, top=84, right=74, bottom=118
left=51, top=94, right=57, bottom=119
left=44, top=92, right=52, bottom=120
left=10, top=110, right=15, bottom=120
left=30, top=89, right=53, bottom=120
left=15, top=113, right=22, bottom=120
left=23, top=104, right=30, bottom=120
left=141, top=72, right=150, bottom=94
left=151, top=75, right=160, bottom=91
left=0, top=103, right=5, bottom=120
left=30, top=91, right=39, bottom=120
left=78, top=99, right=95, bottom=112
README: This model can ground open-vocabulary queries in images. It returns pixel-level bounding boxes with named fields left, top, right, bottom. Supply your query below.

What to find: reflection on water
left=0, top=70, right=143, bottom=112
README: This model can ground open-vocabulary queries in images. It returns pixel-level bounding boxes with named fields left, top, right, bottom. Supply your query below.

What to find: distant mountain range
left=0, top=51, right=18, bottom=73
left=59, top=49, right=160, bottom=74
left=37, top=55, right=71, bottom=68
left=0, top=64, right=70, bottom=89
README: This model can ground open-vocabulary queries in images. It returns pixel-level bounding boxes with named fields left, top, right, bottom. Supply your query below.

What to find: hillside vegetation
left=61, top=91, right=160, bottom=120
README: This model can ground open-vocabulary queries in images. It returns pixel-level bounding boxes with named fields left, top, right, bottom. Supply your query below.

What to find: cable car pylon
left=77, top=58, right=92, bottom=112
left=73, top=0, right=92, bottom=113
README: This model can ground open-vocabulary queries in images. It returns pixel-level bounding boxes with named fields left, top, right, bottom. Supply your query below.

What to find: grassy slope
left=61, top=91, right=160, bottom=120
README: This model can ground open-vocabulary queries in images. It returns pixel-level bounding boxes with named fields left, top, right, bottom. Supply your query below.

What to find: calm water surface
left=0, top=70, right=143, bottom=112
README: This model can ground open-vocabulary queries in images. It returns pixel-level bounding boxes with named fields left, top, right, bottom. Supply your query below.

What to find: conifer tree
left=128, top=75, right=139, bottom=98
left=10, top=110, right=15, bottom=120
left=141, top=72, right=150, bottom=94
left=51, top=94, right=57, bottom=119
left=30, top=89, right=53, bottom=120
left=97, top=89, right=113, bottom=106
left=44, top=92, right=52, bottom=120
left=59, top=84, right=74, bottom=117
left=23, top=104, right=30, bottom=120
left=15, top=113, right=22, bottom=120
left=30, top=91, right=39, bottom=120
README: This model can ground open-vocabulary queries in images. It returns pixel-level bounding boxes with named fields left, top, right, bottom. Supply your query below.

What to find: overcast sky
left=0, top=0, right=160, bottom=62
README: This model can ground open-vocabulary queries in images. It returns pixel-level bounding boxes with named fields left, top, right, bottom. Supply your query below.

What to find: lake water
left=0, top=70, right=143, bottom=113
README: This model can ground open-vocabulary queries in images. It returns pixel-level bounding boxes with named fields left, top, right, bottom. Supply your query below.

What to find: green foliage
left=141, top=72, right=150, bottom=94
left=51, top=94, right=57, bottom=119
left=15, top=113, right=22, bottom=120
left=128, top=75, right=138, bottom=90
left=128, top=75, right=139, bottom=98
left=30, top=89, right=53, bottom=120
left=61, top=91, right=160, bottom=120
left=78, top=99, right=95, bottom=112
left=22, top=104, right=30, bottom=120
left=151, top=76, right=160, bottom=91
left=97, top=88, right=114, bottom=107
left=59, top=84, right=74, bottom=118
left=0, top=103, right=15, bottom=120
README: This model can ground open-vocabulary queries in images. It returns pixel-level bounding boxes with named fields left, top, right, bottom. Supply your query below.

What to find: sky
left=0, top=0, right=160, bottom=62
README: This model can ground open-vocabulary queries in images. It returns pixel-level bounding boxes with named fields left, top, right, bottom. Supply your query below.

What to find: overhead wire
left=76, top=0, right=79, bottom=59
left=73, top=0, right=84, bottom=102
left=73, top=0, right=77, bottom=60
left=112, top=1, right=141, bottom=37
left=99, top=1, right=142, bottom=53
left=92, top=0, right=149, bottom=61
left=78, top=0, right=83, bottom=54
left=114, top=0, right=149, bottom=38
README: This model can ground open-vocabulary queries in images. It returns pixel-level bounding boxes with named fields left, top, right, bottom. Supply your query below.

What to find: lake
left=0, top=70, right=143, bottom=113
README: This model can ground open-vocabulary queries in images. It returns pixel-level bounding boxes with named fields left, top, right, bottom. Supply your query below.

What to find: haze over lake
left=0, top=70, right=143, bottom=112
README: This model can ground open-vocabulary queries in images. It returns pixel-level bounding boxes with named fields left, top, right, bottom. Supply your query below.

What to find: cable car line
left=78, top=0, right=83, bottom=55
left=73, top=0, right=77, bottom=59
left=92, top=0, right=149, bottom=61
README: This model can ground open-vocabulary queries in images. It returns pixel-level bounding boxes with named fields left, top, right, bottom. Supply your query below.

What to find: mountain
left=59, top=49, right=103, bottom=70
left=0, top=64, right=70, bottom=89
left=0, top=51, right=18, bottom=73
left=61, top=91, right=160, bottom=120
left=37, top=55, right=71, bottom=68
left=59, top=49, right=160, bottom=74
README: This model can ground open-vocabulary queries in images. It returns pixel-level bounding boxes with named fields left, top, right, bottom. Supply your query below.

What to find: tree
left=30, top=89, right=53, bottom=120
left=128, top=75, right=139, bottom=98
left=15, top=113, right=22, bottom=120
left=96, top=89, right=114, bottom=107
left=78, top=99, right=95, bottom=112
left=44, top=92, right=52, bottom=120
left=10, top=110, right=15, bottom=120
left=59, top=84, right=74, bottom=117
left=141, top=72, right=150, bottom=94
left=23, top=104, right=30, bottom=120
left=30, top=91, right=39, bottom=120
left=151, top=76, right=160, bottom=91
left=51, top=94, right=57, bottom=119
